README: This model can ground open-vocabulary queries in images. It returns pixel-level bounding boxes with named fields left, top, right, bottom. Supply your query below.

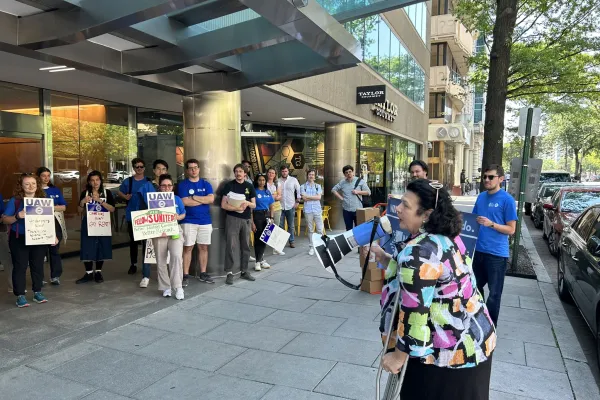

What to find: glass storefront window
left=389, top=137, right=410, bottom=195
left=0, top=82, right=41, bottom=116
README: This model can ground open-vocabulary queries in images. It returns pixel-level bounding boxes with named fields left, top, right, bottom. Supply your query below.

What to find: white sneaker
left=260, top=260, right=271, bottom=269
left=273, top=249, right=285, bottom=255
left=163, top=289, right=172, bottom=297
left=139, top=277, right=150, bottom=288
left=309, top=248, right=315, bottom=256
left=175, top=288, right=184, bottom=300
left=255, top=262, right=262, bottom=271
left=249, top=256, right=256, bottom=262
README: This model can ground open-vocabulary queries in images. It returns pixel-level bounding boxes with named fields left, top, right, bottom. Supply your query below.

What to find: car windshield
left=561, top=192, right=600, bottom=213
left=542, top=187, right=560, bottom=198
left=540, top=173, right=570, bottom=183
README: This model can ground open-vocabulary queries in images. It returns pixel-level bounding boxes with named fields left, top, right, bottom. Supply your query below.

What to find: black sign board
left=356, top=85, right=386, bottom=104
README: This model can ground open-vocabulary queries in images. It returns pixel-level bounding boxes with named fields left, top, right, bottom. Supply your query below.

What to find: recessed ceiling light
left=281, top=117, right=305, bottom=121
left=39, top=65, right=67, bottom=70
left=49, top=68, right=76, bottom=73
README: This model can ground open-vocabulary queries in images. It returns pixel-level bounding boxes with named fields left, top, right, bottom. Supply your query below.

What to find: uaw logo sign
left=24, top=198, right=55, bottom=245
left=147, top=192, right=175, bottom=209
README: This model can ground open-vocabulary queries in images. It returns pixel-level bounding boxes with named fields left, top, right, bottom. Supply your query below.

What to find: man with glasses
left=332, top=165, right=371, bottom=231
left=119, top=158, right=152, bottom=275
left=278, top=165, right=301, bottom=248
left=178, top=159, right=214, bottom=286
left=472, top=164, right=517, bottom=325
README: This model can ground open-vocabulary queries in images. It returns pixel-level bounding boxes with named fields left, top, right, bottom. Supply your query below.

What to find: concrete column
left=183, top=91, right=241, bottom=276
left=453, top=142, right=464, bottom=195
left=325, top=122, right=357, bottom=230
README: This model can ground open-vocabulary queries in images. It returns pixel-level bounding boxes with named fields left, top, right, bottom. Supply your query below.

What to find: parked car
left=107, top=170, right=129, bottom=183
left=526, top=170, right=572, bottom=215
left=543, top=187, right=600, bottom=256
left=557, top=203, right=600, bottom=368
left=54, top=170, right=80, bottom=182
left=531, top=183, right=578, bottom=229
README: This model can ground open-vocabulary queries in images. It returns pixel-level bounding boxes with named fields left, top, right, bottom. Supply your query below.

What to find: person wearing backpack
left=118, top=158, right=151, bottom=276
left=0, top=192, right=14, bottom=292
left=301, top=169, right=323, bottom=256
left=332, top=165, right=371, bottom=231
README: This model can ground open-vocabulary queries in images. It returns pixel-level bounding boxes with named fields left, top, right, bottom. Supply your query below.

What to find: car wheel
left=118, top=177, right=123, bottom=183
left=543, top=225, right=548, bottom=240
left=557, top=255, right=572, bottom=302
left=549, top=229, right=558, bottom=256
left=533, top=212, right=542, bottom=229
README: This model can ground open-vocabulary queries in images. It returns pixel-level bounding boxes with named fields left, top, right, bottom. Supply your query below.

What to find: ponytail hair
left=406, top=179, right=462, bottom=238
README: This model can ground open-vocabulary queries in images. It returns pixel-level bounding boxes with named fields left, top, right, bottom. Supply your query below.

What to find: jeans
left=225, top=215, right=251, bottom=273
left=473, top=251, right=507, bottom=325
left=279, top=209, right=295, bottom=243
left=127, top=222, right=150, bottom=278
left=253, top=210, right=268, bottom=262
left=342, top=209, right=356, bottom=231
left=305, top=212, right=324, bottom=247
left=9, top=231, right=46, bottom=296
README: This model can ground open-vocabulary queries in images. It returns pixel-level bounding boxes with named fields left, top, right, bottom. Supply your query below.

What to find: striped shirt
left=300, top=182, right=322, bottom=214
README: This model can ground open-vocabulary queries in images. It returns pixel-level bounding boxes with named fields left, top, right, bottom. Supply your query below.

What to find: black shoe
left=225, top=273, right=234, bottom=285
left=198, top=272, right=214, bottom=284
left=94, top=271, right=104, bottom=283
left=76, top=273, right=93, bottom=284
left=182, top=275, right=190, bottom=287
left=128, top=265, right=137, bottom=275
left=240, top=272, right=255, bottom=281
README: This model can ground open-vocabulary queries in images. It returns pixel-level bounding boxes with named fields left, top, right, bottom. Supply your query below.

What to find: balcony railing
left=431, top=14, right=476, bottom=75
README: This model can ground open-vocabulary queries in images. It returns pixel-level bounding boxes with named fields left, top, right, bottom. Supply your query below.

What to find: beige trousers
left=152, top=228, right=184, bottom=291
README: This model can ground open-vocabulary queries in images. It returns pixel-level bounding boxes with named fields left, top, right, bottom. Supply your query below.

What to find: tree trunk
left=481, top=0, right=519, bottom=181
left=574, top=149, right=580, bottom=178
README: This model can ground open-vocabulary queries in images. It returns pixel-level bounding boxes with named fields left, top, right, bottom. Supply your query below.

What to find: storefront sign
left=25, top=198, right=55, bottom=245
left=356, top=85, right=386, bottom=104
left=86, top=200, right=111, bottom=237
left=131, top=207, right=179, bottom=241
left=371, top=100, right=398, bottom=122
left=260, top=221, right=291, bottom=253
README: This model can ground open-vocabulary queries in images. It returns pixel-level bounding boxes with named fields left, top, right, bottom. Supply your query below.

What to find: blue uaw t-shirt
left=472, top=189, right=518, bottom=258
left=119, top=177, right=150, bottom=221
left=3, top=197, right=25, bottom=233
left=255, top=188, right=274, bottom=211
left=177, top=178, right=213, bottom=225
left=43, top=186, right=67, bottom=206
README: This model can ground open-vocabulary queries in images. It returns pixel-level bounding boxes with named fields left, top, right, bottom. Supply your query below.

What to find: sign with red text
left=86, top=200, right=111, bottom=236
left=131, top=207, right=178, bottom=241
left=25, top=198, right=55, bottom=245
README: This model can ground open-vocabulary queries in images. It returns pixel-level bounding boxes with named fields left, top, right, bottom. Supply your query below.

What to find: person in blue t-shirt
left=177, top=159, right=215, bottom=286
left=118, top=158, right=151, bottom=275
left=0, top=192, right=14, bottom=292
left=472, top=164, right=517, bottom=325
left=252, top=173, right=274, bottom=272
left=37, top=167, right=67, bottom=285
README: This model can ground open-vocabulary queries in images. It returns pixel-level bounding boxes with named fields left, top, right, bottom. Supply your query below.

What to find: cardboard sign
left=24, top=198, right=56, bottom=245
left=147, top=192, right=175, bottom=209
left=259, top=221, right=291, bottom=253
left=131, top=207, right=179, bottom=241
left=86, top=200, right=111, bottom=236
left=144, top=239, right=157, bottom=264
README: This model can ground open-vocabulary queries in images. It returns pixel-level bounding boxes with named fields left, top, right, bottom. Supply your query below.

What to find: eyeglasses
left=187, top=166, right=199, bottom=171
left=483, top=175, right=498, bottom=180
left=134, top=165, right=145, bottom=169
left=160, top=184, right=173, bottom=188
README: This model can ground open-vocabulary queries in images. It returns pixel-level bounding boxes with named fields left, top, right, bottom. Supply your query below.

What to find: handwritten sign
left=259, top=221, right=291, bottom=253
left=86, top=200, right=111, bottom=236
left=147, top=192, right=175, bottom=209
left=144, top=239, right=157, bottom=264
left=131, top=207, right=179, bottom=241
left=25, top=198, right=55, bottom=245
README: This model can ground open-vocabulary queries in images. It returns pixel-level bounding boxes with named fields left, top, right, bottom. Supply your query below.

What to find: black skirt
left=400, top=355, right=493, bottom=400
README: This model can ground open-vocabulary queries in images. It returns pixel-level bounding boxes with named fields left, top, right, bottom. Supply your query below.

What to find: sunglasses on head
left=483, top=174, right=498, bottom=180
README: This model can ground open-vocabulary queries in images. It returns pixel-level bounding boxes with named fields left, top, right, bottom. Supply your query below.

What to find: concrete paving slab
left=50, top=348, right=178, bottom=396
left=490, top=390, right=538, bottom=399
left=268, top=262, right=312, bottom=274
left=279, top=332, right=381, bottom=367
left=502, top=285, right=543, bottom=299
left=0, top=319, right=69, bottom=351
left=525, top=342, right=565, bottom=372
left=504, top=276, right=541, bottom=290
left=218, top=349, right=335, bottom=391
left=135, top=333, right=246, bottom=372
left=304, top=300, right=381, bottom=320
left=564, top=359, right=600, bottom=400
left=173, top=294, right=216, bottom=310
left=81, top=390, right=132, bottom=400
left=203, top=286, right=257, bottom=302
left=135, top=308, right=227, bottom=336
left=191, top=299, right=276, bottom=323
left=21, top=329, right=99, bottom=357
left=1, top=365, right=95, bottom=399
left=499, top=306, right=551, bottom=327
left=258, top=310, right=346, bottom=335
left=283, top=286, right=349, bottom=301
left=88, top=323, right=168, bottom=352
left=496, top=320, right=557, bottom=347
left=494, top=338, right=526, bottom=366
left=340, top=290, right=382, bottom=306
left=518, top=296, right=546, bottom=312
left=35, top=305, right=123, bottom=330
left=243, top=290, right=316, bottom=312
left=203, top=320, right=300, bottom=352
left=314, top=362, right=378, bottom=400
left=317, top=278, right=354, bottom=291
left=333, top=317, right=381, bottom=342
left=0, top=348, right=31, bottom=373
left=261, top=386, right=348, bottom=400
left=264, top=272, right=328, bottom=287
left=27, top=342, right=103, bottom=372
left=235, top=278, right=294, bottom=294
left=552, top=324, right=588, bottom=363
left=134, top=368, right=272, bottom=400
left=502, top=294, right=520, bottom=308
left=296, top=267, right=337, bottom=279
left=491, top=360, right=573, bottom=400
left=1, top=299, right=80, bottom=322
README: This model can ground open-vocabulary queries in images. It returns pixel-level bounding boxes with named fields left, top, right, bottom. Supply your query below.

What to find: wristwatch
left=490, top=222, right=495, bottom=228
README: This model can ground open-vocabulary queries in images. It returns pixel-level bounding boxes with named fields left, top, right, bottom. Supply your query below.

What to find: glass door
left=0, top=133, right=43, bottom=200
left=359, top=149, right=386, bottom=205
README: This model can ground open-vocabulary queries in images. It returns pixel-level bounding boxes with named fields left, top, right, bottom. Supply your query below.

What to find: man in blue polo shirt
left=472, top=164, right=517, bottom=325
left=178, top=159, right=214, bottom=286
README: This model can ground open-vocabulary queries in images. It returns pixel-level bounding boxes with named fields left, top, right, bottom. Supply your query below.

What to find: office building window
left=429, top=93, right=452, bottom=121
left=432, top=0, right=452, bottom=16
left=0, top=82, right=41, bottom=116
left=404, top=2, right=427, bottom=42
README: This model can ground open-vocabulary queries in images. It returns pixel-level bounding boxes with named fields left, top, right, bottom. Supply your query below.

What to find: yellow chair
left=250, top=231, right=254, bottom=247
left=296, top=204, right=303, bottom=237
left=304, top=205, right=331, bottom=235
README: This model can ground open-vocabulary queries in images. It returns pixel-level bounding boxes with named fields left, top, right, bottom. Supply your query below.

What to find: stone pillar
left=452, top=142, right=464, bottom=195
left=325, top=122, right=357, bottom=230
left=183, top=91, right=241, bottom=276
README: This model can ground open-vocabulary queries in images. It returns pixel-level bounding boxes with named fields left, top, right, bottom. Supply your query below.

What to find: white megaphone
left=312, top=216, right=393, bottom=289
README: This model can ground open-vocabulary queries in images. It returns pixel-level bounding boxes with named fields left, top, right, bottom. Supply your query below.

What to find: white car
left=54, top=170, right=79, bottom=182
left=107, top=170, right=129, bottom=183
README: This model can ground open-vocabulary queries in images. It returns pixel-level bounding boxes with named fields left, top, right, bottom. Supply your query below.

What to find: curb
left=521, top=222, right=552, bottom=283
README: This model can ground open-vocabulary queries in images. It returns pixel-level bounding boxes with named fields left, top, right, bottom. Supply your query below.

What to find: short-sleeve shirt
left=300, top=182, right=322, bottom=214
left=255, top=188, right=274, bottom=211
left=43, top=186, right=67, bottom=206
left=119, top=177, right=150, bottom=221
left=331, top=177, right=371, bottom=212
left=3, top=197, right=25, bottom=232
left=177, top=178, right=213, bottom=225
left=222, top=180, right=256, bottom=219
left=173, top=195, right=186, bottom=216
left=473, top=189, right=518, bottom=257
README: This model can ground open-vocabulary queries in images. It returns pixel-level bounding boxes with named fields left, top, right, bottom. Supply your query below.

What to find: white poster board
left=24, top=197, right=55, bottom=245
left=259, top=221, right=291, bottom=253
left=131, top=207, right=179, bottom=241
left=86, top=201, right=111, bottom=236
left=144, top=239, right=157, bottom=264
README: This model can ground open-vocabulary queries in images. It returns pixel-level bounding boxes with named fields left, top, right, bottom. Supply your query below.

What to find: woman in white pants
left=300, top=169, right=324, bottom=256
left=152, top=174, right=186, bottom=300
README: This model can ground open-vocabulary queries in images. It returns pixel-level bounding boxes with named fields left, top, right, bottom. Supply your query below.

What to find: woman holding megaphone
left=366, top=179, right=496, bottom=400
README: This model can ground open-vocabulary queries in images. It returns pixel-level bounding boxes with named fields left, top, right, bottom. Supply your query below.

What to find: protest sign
left=259, top=221, right=291, bottom=253
left=25, top=198, right=55, bottom=245
left=131, top=207, right=178, bottom=241
left=147, top=192, right=175, bottom=209
left=144, top=239, right=157, bottom=264
left=86, top=201, right=111, bottom=236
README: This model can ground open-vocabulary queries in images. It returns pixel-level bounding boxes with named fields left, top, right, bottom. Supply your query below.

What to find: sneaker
left=308, top=248, right=315, bottom=256
left=182, top=275, right=189, bottom=287
left=254, top=262, right=262, bottom=271
left=249, top=256, right=256, bottom=262
left=42, top=280, right=47, bottom=286
left=163, top=289, right=172, bottom=298
left=50, top=277, right=60, bottom=285
left=289, top=242, right=296, bottom=248
left=240, top=272, right=255, bottom=281
left=175, top=288, right=185, bottom=300
left=33, top=292, right=48, bottom=304
left=94, top=271, right=104, bottom=283
left=225, top=273, right=234, bottom=285
left=260, top=260, right=271, bottom=269
left=273, top=249, right=286, bottom=256
left=198, top=272, right=214, bottom=284
left=76, top=273, right=94, bottom=284
left=139, top=277, right=150, bottom=288
left=16, top=295, right=29, bottom=308
left=128, top=264, right=137, bottom=275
